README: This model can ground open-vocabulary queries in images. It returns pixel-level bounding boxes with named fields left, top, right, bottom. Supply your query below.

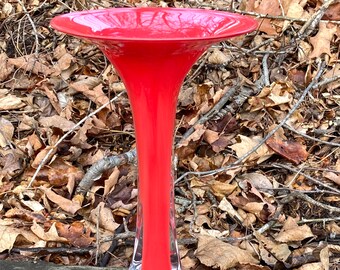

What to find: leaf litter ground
left=0, top=0, right=340, bottom=269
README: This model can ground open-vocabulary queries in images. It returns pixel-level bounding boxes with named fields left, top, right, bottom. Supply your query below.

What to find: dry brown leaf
left=0, top=94, right=25, bottom=110
left=8, top=55, right=55, bottom=76
left=254, top=231, right=291, bottom=262
left=4, top=208, right=45, bottom=223
left=210, top=181, right=238, bottom=199
left=195, top=235, right=259, bottom=269
left=39, top=115, right=77, bottom=132
left=296, top=262, right=324, bottom=270
left=0, top=118, right=14, bottom=147
left=218, top=197, right=244, bottom=222
left=238, top=173, right=273, bottom=192
left=208, top=49, right=231, bottom=64
left=89, top=202, right=120, bottom=232
left=266, top=136, right=308, bottom=164
left=323, top=171, right=340, bottom=186
left=55, top=221, right=94, bottom=247
left=323, top=64, right=340, bottom=91
left=41, top=187, right=82, bottom=214
left=203, top=129, right=220, bottom=145
left=70, top=79, right=110, bottom=107
left=243, top=0, right=282, bottom=35
left=28, top=158, right=84, bottom=187
left=282, top=0, right=309, bottom=31
left=0, top=150, right=23, bottom=178
left=104, top=167, right=120, bottom=196
left=56, top=53, right=74, bottom=71
left=323, top=1, right=340, bottom=20
left=229, top=135, right=274, bottom=164
left=276, top=216, right=314, bottom=242
left=0, top=224, right=40, bottom=252
left=309, top=22, right=337, bottom=59
left=20, top=199, right=44, bottom=212
left=178, top=124, right=206, bottom=147
left=40, top=84, right=62, bottom=114
left=0, top=53, right=14, bottom=81
left=31, top=221, right=67, bottom=242
left=31, top=146, right=57, bottom=169
left=236, top=264, right=271, bottom=270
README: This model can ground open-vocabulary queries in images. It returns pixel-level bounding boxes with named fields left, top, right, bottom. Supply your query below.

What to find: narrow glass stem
left=103, top=43, right=206, bottom=270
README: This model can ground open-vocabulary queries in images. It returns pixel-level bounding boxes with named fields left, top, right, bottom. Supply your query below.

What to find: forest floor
left=0, top=0, right=340, bottom=269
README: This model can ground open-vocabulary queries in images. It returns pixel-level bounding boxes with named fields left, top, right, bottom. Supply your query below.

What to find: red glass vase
left=50, top=8, right=257, bottom=270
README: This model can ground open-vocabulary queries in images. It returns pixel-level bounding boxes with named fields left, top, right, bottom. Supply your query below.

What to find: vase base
left=129, top=261, right=182, bottom=270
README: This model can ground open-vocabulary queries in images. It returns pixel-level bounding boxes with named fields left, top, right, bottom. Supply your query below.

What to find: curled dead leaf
left=0, top=94, right=25, bottom=110
left=266, top=136, right=308, bottom=164
left=41, top=187, right=82, bottom=214
left=276, top=216, right=314, bottom=242
left=0, top=224, right=40, bottom=252
left=229, top=135, right=274, bottom=164
left=195, top=235, right=259, bottom=269
left=8, top=54, right=55, bottom=76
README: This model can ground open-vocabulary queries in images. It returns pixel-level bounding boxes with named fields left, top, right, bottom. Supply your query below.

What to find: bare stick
left=297, top=216, right=340, bottom=224
left=297, top=0, right=337, bottom=39
left=262, top=53, right=270, bottom=86
left=27, top=92, right=125, bottom=189
left=76, top=149, right=136, bottom=194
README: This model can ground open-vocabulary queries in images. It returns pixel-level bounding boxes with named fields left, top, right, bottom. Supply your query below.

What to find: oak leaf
left=229, top=135, right=274, bottom=164
left=309, top=22, right=337, bottom=59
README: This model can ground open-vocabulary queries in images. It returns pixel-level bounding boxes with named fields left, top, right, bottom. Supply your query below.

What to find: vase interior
left=50, top=7, right=257, bottom=42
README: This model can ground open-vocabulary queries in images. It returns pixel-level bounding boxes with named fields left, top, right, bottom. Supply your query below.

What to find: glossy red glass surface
left=51, top=8, right=257, bottom=270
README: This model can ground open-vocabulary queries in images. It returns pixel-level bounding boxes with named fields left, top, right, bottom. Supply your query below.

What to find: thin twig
left=283, top=124, right=340, bottom=147
left=313, top=75, right=340, bottom=89
left=17, top=0, right=39, bottom=56
left=232, top=8, right=340, bottom=25
left=272, top=163, right=340, bottom=194
left=297, top=216, right=340, bottom=224
left=262, top=53, right=270, bottom=86
left=27, top=92, right=125, bottom=189
left=232, top=204, right=284, bottom=241
left=280, top=191, right=340, bottom=213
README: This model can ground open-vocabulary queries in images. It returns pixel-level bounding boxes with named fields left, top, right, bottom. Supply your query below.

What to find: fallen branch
left=76, top=149, right=136, bottom=195
left=297, top=0, right=337, bottom=40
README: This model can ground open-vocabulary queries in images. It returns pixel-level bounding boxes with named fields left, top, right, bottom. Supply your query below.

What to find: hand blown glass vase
left=51, top=7, right=257, bottom=270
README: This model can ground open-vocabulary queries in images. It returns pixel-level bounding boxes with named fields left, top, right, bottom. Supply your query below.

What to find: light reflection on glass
left=60, top=8, right=254, bottom=40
